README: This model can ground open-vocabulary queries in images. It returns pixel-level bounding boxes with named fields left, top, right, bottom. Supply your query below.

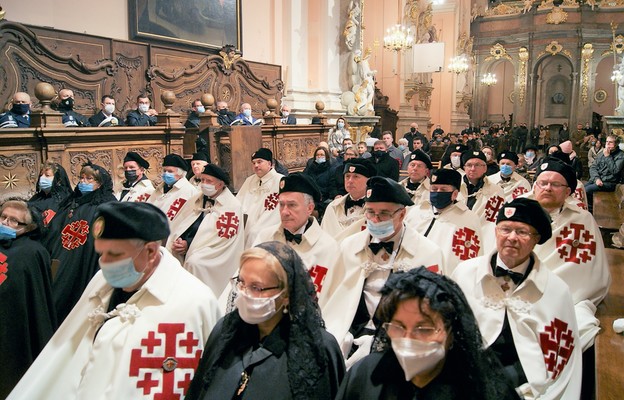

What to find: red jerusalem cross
left=309, top=265, right=328, bottom=293
left=512, top=186, right=528, bottom=199
left=61, top=220, right=89, bottom=250
left=539, top=318, right=575, bottom=380
left=0, top=252, right=8, bottom=286
left=484, top=196, right=505, bottom=222
left=42, top=209, right=56, bottom=226
left=129, top=323, right=201, bottom=399
left=166, top=198, right=187, bottom=221
left=264, top=192, right=279, bottom=211
left=555, top=223, right=596, bottom=264
left=216, top=212, right=240, bottom=239
left=136, top=193, right=151, bottom=202
left=451, top=227, right=481, bottom=260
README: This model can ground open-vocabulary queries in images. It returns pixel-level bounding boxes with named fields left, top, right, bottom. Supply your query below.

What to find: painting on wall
left=129, top=0, right=241, bottom=51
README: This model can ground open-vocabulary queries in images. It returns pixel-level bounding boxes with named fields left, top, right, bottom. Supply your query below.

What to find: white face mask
left=367, top=219, right=395, bottom=240
left=138, top=104, right=150, bottom=113
left=235, top=289, right=285, bottom=325
left=282, top=111, right=289, bottom=117
left=104, top=104, right=115, bottom=115
left=391, top=337, right=446, bottom=381
left=200, top=183, right=218, bottom=197
left=450, top=156, right=461, bottom=169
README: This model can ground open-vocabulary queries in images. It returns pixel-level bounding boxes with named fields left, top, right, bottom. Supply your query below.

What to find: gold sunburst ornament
left=2, top=172, right=19, bottom=189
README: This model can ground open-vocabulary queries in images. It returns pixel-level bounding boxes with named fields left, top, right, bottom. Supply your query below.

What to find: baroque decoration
left=485, top=3, right=521, bottom=16
left=581, top=43, right=594, bottom=105
left=518, top=47, right=529, bottom=105
left=546, top=7, right=568, bottom=25
left=602, top=34, right=624, bottom=57
left=538, top=41, right=572, bottom=59
left=485, top=43, right=512, bottom=62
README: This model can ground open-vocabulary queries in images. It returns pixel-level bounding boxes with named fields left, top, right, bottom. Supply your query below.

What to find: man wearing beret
left=321, top=176, right=444, bottom=368
left=117, top=151, right=155, bottom=202
left=148, top=154, right=198, bottom=222
left=322, top=158, right=375, bottom=240
left=253, top=173, right=338, bottom=298
left=527, top=157, right=610, bottom=351
left=9, top=202, right=220, bottom=399
left=188, top=152, right=210, bottom=187
left=405, top=168, right=483, bottom=276
left=459, top=150, right=506, bottom=254
left=399, top=149, right=433, bottom=206
left=488, top=151, right=531, bottom=201
left=441, top=143, right=468, bottom=174
left=165, top=164, right=244, bottom=297
left=453, top=198, right=582, bottom=399
left=236, top=148, right=285, bottom=247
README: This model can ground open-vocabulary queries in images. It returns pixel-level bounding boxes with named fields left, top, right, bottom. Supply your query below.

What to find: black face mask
left=373, top=150, right=386, bottom=158
left=218, top=109, right=229, bottom=115
left=410, top=127, right=416, bottom=133
left=60, top=97, right=74, bottom=110
left=124, top=170, right=138, bottom=182
left=11, top=103, right=30, bottom=115
left=430, top=191, right=454, bottom=209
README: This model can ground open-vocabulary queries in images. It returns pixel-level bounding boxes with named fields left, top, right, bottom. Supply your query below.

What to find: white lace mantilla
left=88, top=303, right=141, bottom=326
left=481, top=294, right=531, bottom=314
left=361, top=261, right=412, bottom=278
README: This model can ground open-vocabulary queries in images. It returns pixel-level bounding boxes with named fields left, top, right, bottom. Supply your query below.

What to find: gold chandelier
left=448, top=55, right=469, bottom=74
left=481, top=73, right=497, bottom=86
left=383, top=24, right=414, bottom=52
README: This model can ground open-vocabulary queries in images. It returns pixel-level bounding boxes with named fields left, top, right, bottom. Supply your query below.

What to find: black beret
left=496, top=198, right=552, bottom=244
left=536, top=157, right=577, bottom=193
left=163, top=154, right=188, bottom=171
left=461, top=150, right=486, bottom=166
left=191, top=152, right=209, bottom=162
left=251, top=148, right=272, bottom=162
left=279, top=172, right=321, bottom=203
left=524, top=145, right=538, bottom=152
left=497, top=151, right=519, bottom=165
left=201, top=164, right=230, bottom=185
left=92, top=202, right=170, bottom=241
left=407, top=149, right=433, bottom=169
left=547, top=150, right=571, bottom=165
left=430, top=168, right=461, bottom=189
left=450, top=144, right=469, bottom=154
left=343, top=158, right=376, bottom=178
left=365, top=176, right=414, bottom=206
left=123, top=151, right=149, bottom=169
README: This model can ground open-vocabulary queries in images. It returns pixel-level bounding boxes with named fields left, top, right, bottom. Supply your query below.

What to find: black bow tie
left=284, top=230, right=302, bottom=244
left=406, top=181, right=420, bottom=191
left=494, top=266, right=524, bottom=285
left=368, top=241, right=394, bottom=255
left=203, top=196, right=215, bottom=207
left=345, top=197, right=365, bottom=209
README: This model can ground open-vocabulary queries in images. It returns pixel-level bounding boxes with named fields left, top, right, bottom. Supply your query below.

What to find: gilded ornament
left=546, top=7, right=568, bottom=25
left=484, top=3, right=521, bottom=16
left=518, top=47, right=529, bottom=105
left=485, top=43, right=512, bottom=62
left=581, top=44, right=593, bottom=105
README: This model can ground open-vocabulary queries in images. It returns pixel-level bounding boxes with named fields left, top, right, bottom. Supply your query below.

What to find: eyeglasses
left=464, top=162, right=486, bottom=169
left=0, top=215, right=27, bottom=227
left=382, top=322, right=441, bottom=340
left=496, top=226, right=537, bottom=239
left=535, top=180, right=568, bottom=189
left=364, top=207, right=404, bottom=222
left=231, top=276, right=282, bottom=297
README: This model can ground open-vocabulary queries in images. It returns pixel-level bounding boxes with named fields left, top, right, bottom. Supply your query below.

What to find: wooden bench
left=593, top=190, right=624, bottom=230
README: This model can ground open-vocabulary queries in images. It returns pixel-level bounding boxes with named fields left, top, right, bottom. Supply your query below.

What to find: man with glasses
left=585, top=134, right=624, bottom=213
left=0, top=201, right=56, bottom=398
left=528, top=157, right=610, bottom=352
left=321, top=176, right=444, bottom=368
left=453, top=198, right=582, bottom=399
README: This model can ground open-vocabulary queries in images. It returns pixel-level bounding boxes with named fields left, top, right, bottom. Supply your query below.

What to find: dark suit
left=61, top=110, right=90, bottom=127
left=88, top=111, right=125, bottom=127
left=125, top=109, right=157, bottom=126
left=184, top=111, right=201, bottom=129
left=233, top=113, right=258, bottom=125
left=280, top=114, right=297, bottom=125
left=372, top=153, right=400, bottom=181
left=217, top=110, right=237, bottom=126
left=0, top=111, right=30, bottom=128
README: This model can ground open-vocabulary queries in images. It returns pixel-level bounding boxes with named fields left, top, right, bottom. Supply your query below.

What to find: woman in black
left=186, top=241, right=345, bottom=399
left=336, top=267, right=519, bottom=400
left=28, top=161, right=73, bottom=227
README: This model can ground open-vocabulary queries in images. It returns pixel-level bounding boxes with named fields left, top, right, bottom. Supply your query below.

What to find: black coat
left=372, top=153, right=400, bottom=181
left=88, top=111, right=125, bottom=127
left=303, top=161, right=332, bottom=201
left=126, top=109, right=157, bottom=126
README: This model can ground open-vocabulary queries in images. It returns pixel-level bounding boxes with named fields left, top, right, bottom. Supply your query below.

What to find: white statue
left=342, top=48, right=376, bottom=116
left=343, top=0, right=361, bottom=50
left=617, top=61, right=624, bottom=116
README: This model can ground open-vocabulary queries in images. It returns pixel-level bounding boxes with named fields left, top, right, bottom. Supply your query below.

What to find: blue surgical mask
left=315, top=157, right=326, bottom=164
left=337, top=122, right=345, bottom=129
left=525, top=151, right=535, bottom=159
left=162, top=172, right=177, bottom=186
left=500, top=164, right=513, bottom=176
left=243, top=109, right=252, bottom=118
left=196, top=106, right=205, bottom=114
left=398, top=145, right=406, bottom=151
left=98, top=254, right=144, bottom=289
left=367, top=219, right=396, bottom=240
left=78, top=182, right=94, bottom=194
left=430, top=191, right=454, bottom=209
left=0, top=225, right=17, bottom=240
left=138, top=104, right=150, bottom=113
left=39, top=176, right=53, bottom=191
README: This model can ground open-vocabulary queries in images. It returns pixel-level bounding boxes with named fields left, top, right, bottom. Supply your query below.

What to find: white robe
left=321, top=225, right=445, bottom=346
left=148, top=177, right=198, bottom=222
left=321, top=195, right=365, bottom=240
left=526, top=193, right=610, bottom=350
left=405, top=200, right=483, bottom=276
left=236, top=168, right=284, bottom=248
left=115, top=179, right=155, bottom=202
left=8, top=249, right=220, bottom=400
left=452, top=252, right=582, bottom=400
left=253, top=218, right=338, bottom=298
left=489, top=171, right=532, bottom=202
left=399, top=176, right=431, bottom=207
left=166, top=188, right=244, bottom=298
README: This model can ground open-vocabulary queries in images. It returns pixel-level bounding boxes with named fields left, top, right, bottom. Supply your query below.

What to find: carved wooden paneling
left=0, top=151, right=40, bottom=201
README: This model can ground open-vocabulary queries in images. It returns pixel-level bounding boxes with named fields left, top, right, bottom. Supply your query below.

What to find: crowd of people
left=1, top=91, right=623, bottom=399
